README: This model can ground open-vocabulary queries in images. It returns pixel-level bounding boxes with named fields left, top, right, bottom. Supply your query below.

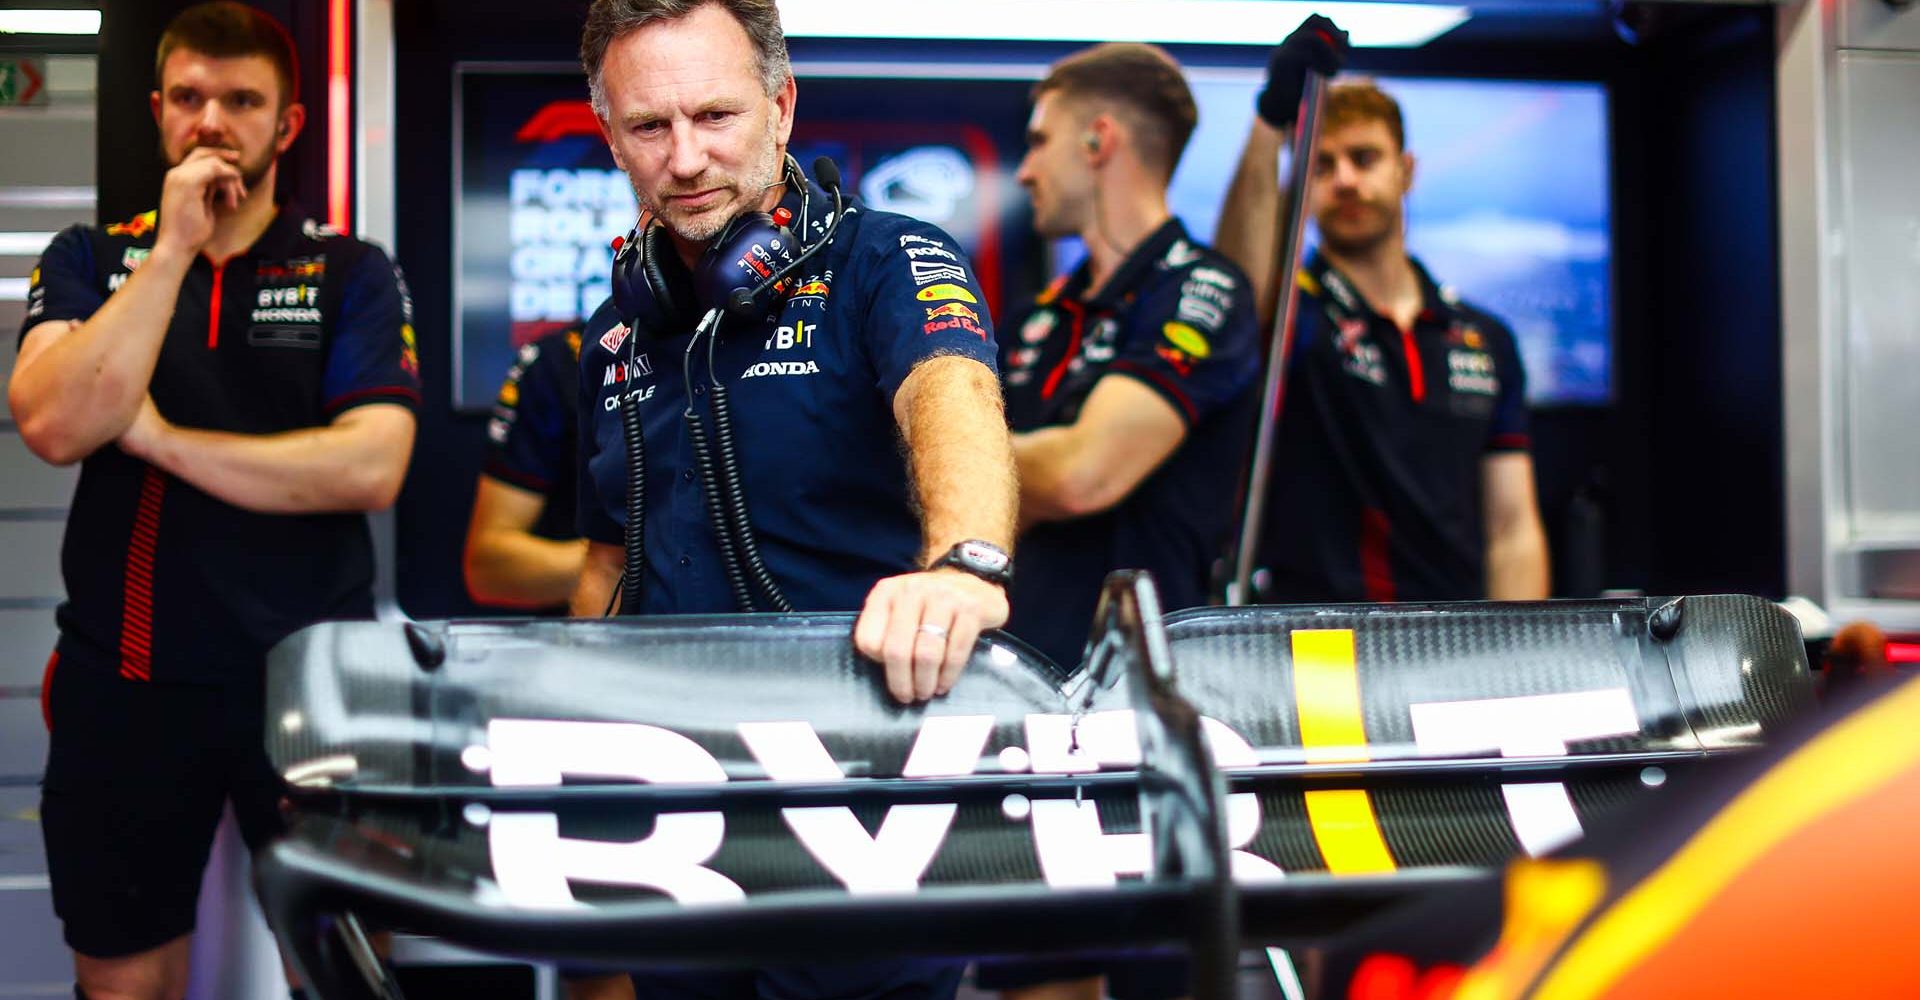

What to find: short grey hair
left=581, top=0, right=791, bottom=120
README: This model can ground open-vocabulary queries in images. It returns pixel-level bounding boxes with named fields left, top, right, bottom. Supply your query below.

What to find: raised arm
left=11, top=149, right=245, bottom=464
left=1215, top=118, right=1291, bottom=328
left=1213, top=15, right=1349, bottom=328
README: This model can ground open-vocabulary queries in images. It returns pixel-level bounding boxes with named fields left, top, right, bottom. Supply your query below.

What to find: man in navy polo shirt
left=999, top=43, right=1259, bottom=669
left=1218, top=28, right=1549, bottom=604
left=10, top=4, right=418, bottom=997
left=567, top=2, right=1016, bottom=996
left=983, top=42, right=1259, bottom=1000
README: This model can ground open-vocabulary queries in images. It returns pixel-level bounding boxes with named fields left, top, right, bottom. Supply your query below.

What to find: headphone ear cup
left=611, top=220, right=696, bottom=337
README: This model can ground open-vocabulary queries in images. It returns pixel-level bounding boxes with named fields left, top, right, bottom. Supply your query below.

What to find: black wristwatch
left=930, top=539, right=1013, bottom=589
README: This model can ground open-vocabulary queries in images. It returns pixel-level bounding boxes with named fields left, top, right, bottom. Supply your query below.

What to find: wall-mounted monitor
left=452, top=62, right=1609, bottom=410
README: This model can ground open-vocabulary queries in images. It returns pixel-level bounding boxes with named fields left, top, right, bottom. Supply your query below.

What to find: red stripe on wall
left=120, top=467, right=166, bottom=681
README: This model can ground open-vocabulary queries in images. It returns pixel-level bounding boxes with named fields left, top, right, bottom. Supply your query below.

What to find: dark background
left=85, top=0, right=1787, bottom=619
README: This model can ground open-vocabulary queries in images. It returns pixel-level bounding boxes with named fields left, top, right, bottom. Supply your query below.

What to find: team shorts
left=39, top=650, right=286, bottom=958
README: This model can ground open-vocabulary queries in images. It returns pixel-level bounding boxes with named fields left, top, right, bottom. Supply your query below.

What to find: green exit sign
left=0, top=56, right=49, bottom=107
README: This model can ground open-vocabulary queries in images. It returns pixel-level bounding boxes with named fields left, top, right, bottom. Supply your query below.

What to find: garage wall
left=1780, top=0, right=1920, bottom=630
left=0, top=53, right=95, bottom=1000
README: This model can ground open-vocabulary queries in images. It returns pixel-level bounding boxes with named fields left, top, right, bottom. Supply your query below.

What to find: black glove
left=1255, top=14, right=1350, bottom=129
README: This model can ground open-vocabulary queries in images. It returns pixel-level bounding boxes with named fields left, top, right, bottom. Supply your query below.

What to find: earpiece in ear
left=1083, top=132, right=1101, bottom=154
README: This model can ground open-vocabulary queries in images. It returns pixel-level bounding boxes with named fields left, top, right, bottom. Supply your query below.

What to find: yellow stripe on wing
left=1291, top=629, right=1396, bottom=874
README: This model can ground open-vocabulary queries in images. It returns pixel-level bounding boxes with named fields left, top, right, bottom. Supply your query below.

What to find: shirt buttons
left=682, top=469, right=695, bottom=482
left=679, top=555, right=692, bottom=567
left=694, top=385, right=706, bottom=396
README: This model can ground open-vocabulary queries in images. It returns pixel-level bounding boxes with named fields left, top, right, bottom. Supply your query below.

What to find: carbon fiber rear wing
left=257, top=580, right=1811, bottom=1000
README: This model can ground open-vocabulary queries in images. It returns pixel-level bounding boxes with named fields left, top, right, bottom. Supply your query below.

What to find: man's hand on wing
left=854, top=569, right=1010, bottom=704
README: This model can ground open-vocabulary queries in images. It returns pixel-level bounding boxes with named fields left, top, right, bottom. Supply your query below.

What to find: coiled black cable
left=612, top=332, right=649, bottom=616
left=685, top=405, right=758, bottom=612
left=680, top=320, right=757, bottom=612
left=705, top=377, right=793, bottom=612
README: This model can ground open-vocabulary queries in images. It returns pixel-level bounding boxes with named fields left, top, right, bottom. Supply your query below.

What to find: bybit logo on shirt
left=764, top=319, right=815, bottom=352
left=252, top=284, right=322, bottom=324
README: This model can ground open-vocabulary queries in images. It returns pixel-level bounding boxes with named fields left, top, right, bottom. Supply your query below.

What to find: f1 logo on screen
left=471, top=628, right=1641, bottom=907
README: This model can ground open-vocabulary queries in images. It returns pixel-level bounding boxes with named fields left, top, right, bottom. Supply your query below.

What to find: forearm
left=466, top=531, right=588, bottom=607
left=1011, top=427, right=1082, bottom=528
left=10, top=248, right=191, bottom=464
left=901, top=357, right=1017, bottom=562
left=1214, top=118, right=1290, bottom=327
left=142, top=417, right=408, bottom=515
left=1486, top=520, right=1550, bottom=600
left=570, top=542, right=623, bottom=617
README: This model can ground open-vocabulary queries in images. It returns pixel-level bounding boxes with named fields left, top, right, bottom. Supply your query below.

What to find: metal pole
left=1227, top=71, right=1328, bottom=606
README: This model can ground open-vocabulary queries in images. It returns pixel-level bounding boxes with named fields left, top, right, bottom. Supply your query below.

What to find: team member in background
left=569, top=0, right=1017, bottom=996
left=463, top=326, right=587, bottom=611
left=9, top=4, right=419, bottom=998
left=999, top=45, right=1259, bottom=675
left=1216, top=20, right=1550, bottom=603
left=982, top=43, right=1260, bottom=1000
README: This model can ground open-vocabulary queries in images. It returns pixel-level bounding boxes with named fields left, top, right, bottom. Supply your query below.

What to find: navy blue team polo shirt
left=576, top=177, right=999, bottom=615
left=19, top=206, right=420, bottom=683
left=483, top=326, right=581, bottom=543
left=1257, top=252, right=1530, bottom=604
left=1000, top=218, right=1260, bottom=667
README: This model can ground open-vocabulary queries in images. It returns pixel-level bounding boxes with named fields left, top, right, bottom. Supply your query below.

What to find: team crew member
left=9, top=4, right=419, bottom=998
left=569, top=1, right=1016, bottom=997
left=464, top=326, right=587, bottom=610
left=999, top=44, right=1259, bottom=669
left=1217, top=22, right=1549, bottom=603
left=984, top=45, right=1261, bottom=1000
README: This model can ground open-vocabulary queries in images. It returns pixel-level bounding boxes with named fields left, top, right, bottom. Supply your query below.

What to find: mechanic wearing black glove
left=1255, top=13, right=1350, bottom=129
left=1215, top=20, right=1552, bottom=609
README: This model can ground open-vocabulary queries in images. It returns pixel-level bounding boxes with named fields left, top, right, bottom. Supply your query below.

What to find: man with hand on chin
left=11, top=4, right=418, bottom=998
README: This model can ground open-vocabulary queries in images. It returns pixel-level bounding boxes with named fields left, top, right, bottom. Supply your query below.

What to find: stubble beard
left=650, top=122, right=784, bottom=244
left=1316, top=199, right=1400, bottom=258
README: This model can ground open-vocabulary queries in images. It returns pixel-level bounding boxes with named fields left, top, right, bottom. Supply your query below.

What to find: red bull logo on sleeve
left=106, top=210, right=156, bottom=238
left=925, top=302, right=980, bottom=323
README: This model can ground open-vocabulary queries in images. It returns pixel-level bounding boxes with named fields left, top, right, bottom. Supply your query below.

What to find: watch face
left=959, top=541, right=1008, bottom=573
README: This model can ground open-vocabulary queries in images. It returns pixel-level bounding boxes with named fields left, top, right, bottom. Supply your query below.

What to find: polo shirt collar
left=1305, top=250, right=1458, bottom=326
left=1060, top=216, right=1191, bottom=313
